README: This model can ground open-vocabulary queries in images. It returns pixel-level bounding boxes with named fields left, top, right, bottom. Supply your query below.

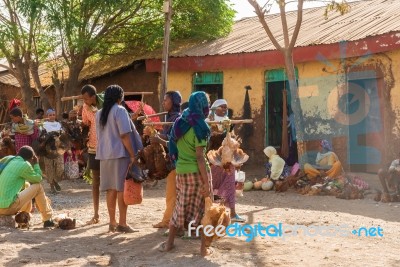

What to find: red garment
left=14, top=128, right=38, bottom=153
left=8, top=99, right=21, bottom=111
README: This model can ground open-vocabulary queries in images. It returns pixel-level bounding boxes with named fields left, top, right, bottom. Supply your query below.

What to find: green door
left=265, top=69, right=298, bottom=147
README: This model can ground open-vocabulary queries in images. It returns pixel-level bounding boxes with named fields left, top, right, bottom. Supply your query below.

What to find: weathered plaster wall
left=297, top=52, right=398, bottom=170
left=168, top=67, right=269, bottom=161
left=167, top=50, right=400, bottom=170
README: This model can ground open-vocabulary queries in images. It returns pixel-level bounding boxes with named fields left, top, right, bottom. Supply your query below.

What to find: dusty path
left=0, top=169, right=399, bottom=267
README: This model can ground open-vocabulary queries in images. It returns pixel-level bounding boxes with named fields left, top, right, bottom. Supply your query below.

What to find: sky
left=230, top=0, right=360, bottom=20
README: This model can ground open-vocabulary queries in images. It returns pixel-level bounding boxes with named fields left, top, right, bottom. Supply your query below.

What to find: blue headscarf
left=168, top=91, right=210, bottom=163
left=320, top=139, right=332, bottom=152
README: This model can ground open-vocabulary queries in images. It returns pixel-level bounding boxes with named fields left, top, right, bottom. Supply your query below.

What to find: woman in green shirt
left=160, top=91, right=213, bottom=256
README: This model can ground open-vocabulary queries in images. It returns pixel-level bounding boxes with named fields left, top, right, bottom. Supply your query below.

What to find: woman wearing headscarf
left=303, top=139, right=343, bottom=179
left=207, top=99, right=245, bottom=222
left=95, top=85, right=143, bottom=233
left=151, top=91, right=182, bottom=229
left=264, top=146, right=290, bottom=181
left=159, top=91, right=213, bottom=256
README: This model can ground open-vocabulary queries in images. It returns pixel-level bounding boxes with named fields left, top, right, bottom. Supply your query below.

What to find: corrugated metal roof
left=172, top=0, right=400, bottom=57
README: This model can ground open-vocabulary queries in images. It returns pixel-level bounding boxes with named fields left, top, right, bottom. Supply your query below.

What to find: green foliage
left=171, top=0, right=235, bottom=40
left=43, top=0, right=235, bottom=57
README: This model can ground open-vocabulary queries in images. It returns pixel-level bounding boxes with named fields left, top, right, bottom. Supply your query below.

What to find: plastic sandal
left=231, top=214, right=246, bottom=223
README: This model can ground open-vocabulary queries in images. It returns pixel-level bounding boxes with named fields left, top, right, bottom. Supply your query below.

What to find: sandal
left=108, top=224, right=117, bottom=233
left=86, top=217, right=100, bottom=225
left=231, top=214, right=246, bottom=223
left=158, top=241, right=175, bottom=252
left=54, top=182, right=61, bottom=192
left=116, top=225, right=139, bottom=233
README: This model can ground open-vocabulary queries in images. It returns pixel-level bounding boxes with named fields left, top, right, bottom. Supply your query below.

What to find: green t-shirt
left=96, top=92, right=105, bottom=109
left=176, top=128, right=209, bottom=174
left=0, top=156, right=42, bottom=208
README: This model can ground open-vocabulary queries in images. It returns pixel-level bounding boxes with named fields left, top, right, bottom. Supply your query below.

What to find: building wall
left=167, top=50, right=400, bottom=170
left=82, top=61, right=160, bottom=111
left=0, top=83, right=30, bottom=124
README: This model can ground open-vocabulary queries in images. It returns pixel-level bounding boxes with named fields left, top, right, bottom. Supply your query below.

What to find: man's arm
left=21, top=158, right=43, bottom=184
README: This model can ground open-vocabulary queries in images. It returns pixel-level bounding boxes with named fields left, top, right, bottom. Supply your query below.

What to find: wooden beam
left=143, top=119, right=253, bottom=126
left=137, top=112, right=168, bottom=120
left=61, top=92, right=153, bottom=102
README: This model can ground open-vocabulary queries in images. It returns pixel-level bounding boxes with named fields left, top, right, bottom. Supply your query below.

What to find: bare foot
left=158, top=241, right=175, bottom=252
left=201, top=247, right=214, bottom=257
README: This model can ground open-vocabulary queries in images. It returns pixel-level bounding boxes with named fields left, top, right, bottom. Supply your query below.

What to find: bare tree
left=247, top=0, right=349, bottom=158
left=0, top=0, right=52, bottom=117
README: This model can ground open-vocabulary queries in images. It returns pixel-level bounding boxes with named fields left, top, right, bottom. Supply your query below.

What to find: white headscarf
left=264, top=146, right=285, bottom=180
left=264, top=146, right=277, bottom=158
left=211, top=99, right=228, bottom=109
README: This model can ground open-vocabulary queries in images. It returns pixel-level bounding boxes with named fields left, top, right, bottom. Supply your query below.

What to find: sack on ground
left=65, top=156, right=79, bottom=179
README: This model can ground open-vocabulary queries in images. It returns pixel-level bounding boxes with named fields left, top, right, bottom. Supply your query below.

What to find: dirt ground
left=0, top=165, right=399, bottom=267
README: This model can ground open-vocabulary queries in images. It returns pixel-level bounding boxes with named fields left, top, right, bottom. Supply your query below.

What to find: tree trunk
left=62, top=57, right=85, bottom=112
left=52, top=69, right=63, bottom=118
left=29, top=61, right=51, bottom=110
left=281, top=89, right=289, bottom=159
left=283, top=49, right=305, bottom=164
left=13, top=60, right=36, bottom=118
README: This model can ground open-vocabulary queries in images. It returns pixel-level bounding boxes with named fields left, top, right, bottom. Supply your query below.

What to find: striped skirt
left=171, top=171, right=212, bottom=229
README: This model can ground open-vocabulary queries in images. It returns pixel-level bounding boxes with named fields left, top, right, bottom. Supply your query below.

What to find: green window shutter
left=265, top=68, right=298, bottom=82
left=193, top=72, right=223, bottom=85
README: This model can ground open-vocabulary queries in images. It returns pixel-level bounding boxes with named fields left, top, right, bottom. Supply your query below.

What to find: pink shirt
left=82, top=104, right=97, bottom=153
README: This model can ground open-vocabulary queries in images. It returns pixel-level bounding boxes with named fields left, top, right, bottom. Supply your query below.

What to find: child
left=159, top=91, right=213, bottom=257
left=63, top=109, right=83, bottom=179
left=10, top=108, right=38, bottom=153
left=42, top=109, right=64, bottom=193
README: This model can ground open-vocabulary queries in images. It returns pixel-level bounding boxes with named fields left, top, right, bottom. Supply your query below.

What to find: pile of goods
left=242, top=178, right=274, bottom=192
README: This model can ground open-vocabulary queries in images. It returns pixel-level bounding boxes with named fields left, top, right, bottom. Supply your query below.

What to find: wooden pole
left=137, top=111, right=168, bottom=120
left=160, top=0, right=172, bottom=111
left=61, top=92, right=153, bottom=102
left=143, top=119, right=253, bottom=126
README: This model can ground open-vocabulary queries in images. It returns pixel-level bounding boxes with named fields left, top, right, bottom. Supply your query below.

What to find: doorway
left=265, top=69, right=298, bottom=165
left=193, top=72, right=223, bottom=104
left=345, top=74, right=384, bottom=172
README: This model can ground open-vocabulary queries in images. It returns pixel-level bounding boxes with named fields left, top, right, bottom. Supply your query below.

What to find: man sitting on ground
left=378, top=153, right=400, bottom=199
left=0, top=146, right=54, bottom=227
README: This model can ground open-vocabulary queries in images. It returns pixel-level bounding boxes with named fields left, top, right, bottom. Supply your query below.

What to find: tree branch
left=279, top=0, right=290, bottom=49
left=289, top=0, right=304, bottom=50
left=247, top=0, right=283, bottom=51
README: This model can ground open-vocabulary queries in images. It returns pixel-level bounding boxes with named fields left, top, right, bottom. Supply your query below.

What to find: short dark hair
left=35, top=108, right=44, bottom=114
left=62, top=112, right=69, bottom=119
left=81, top=84, right=97, bottom=96
left=10, top=108, right=23, bottom=117
left=18, top=146, right=35, bottom=161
